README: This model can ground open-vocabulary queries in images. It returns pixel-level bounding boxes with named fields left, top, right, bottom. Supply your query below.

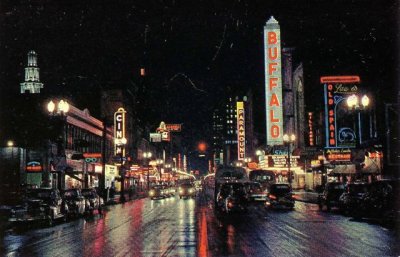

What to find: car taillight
left=269, top=194, right=277, bottom=200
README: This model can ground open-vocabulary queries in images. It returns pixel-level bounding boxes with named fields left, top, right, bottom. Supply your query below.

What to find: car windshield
left=64, top=190, right=79, bottom=198
left=27, top=189, right=52, bottom=199
left=81, top=190, right=95, bottom=197
left=270, top=185, right=291, bottom=195
left=328, top=183, right=345, bottom=190
left=348, top=184, right=368, bottom=194
left=181, top=184, right=194, bottom=188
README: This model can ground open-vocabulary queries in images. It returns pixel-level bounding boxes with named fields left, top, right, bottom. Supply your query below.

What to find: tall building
left=211, top=92, right=255, bottom=166
left=20, top=50, right=44, bottom=94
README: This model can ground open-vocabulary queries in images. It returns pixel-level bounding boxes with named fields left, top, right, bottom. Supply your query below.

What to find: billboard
left=322, top=76, right=360, bottom=148
left=264, top=16, right=283, bottom=146
left=236, top=101, right=245, bottom=160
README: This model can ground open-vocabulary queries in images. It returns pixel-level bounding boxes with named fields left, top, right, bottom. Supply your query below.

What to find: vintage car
left=148, top=185, right=166, bottom=199
left=351, top=179, right=400, bottom=225
left=216, top=182, right=249, bottom=213
left=62, top=189, right=86, bottom=218
left=338, top=181, right=369, bottom=215
left=178, top=183, right=197, bottom=199
left=247, top=182, right=268, bottom=202
left=9, top=188, right=67, bottom=226
left=318, top=182, right=345, bottom=211
left=81, top=188, right=104, bottom=215
left=265, top=183, right=295, bottom=209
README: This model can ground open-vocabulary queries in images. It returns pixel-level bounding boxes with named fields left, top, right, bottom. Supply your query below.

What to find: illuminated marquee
left=264, top=16, right=283, bottom=146
left=236, top=101, right=245, bottom=160
left=114, top=107, right=126, bottom=156
left=322, top=76, right=360, bottom=148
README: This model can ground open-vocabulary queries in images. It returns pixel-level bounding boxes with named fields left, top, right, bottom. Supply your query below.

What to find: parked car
left=318, top=182, right=345, bottom=211
left=338, top=181, right=369, bottom=215
left=62, top=189, right=86, bottom=218
left=216, top=182, right=249, bottom=213
left=148, top=185, right=166, bottom=199
left=265, top=183, right=295, bottom=209
left=178, top=183, right=197, bottom=199
left=81, top=188, right=104, bottom=215
left=247, top=182, right=268, bottom=202
left=352, top=179, right=400, bottom=225
left=9, top=188, right=67, bottom=226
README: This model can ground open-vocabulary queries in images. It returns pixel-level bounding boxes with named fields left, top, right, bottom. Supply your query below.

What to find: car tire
left=327, top=203, right=331, bottom=211
left=47, top=216, right=53, bottom=227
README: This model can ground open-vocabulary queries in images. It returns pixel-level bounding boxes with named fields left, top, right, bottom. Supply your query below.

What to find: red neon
left=320, top=76, right=360, bottom=83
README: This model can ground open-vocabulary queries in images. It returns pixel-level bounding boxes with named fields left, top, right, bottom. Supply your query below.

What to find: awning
left=328, top=165, right=356, bottom=175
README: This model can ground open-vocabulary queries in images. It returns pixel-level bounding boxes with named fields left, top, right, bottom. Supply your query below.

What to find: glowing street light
left=283, top=133, right=296, bottom=186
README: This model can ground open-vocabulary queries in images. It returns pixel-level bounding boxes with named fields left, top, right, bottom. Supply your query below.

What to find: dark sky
left=0, top=0, right=398, bottom=148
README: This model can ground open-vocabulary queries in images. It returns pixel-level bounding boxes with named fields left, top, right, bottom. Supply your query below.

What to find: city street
left=1, top=190, right=398, bottom=257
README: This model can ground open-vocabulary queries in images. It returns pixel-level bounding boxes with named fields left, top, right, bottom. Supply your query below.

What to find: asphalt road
left=1, top=190, right=399, bottom=257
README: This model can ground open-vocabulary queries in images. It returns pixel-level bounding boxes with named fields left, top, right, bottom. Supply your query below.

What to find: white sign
left=150, top=133, right=162, bottom=142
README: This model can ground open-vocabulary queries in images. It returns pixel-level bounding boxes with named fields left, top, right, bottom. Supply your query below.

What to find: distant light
left=47, top=100, right=55, bottom=113
left=140, top=68, right=146, bottom=76
left=7, top=140, right=14, bottom=147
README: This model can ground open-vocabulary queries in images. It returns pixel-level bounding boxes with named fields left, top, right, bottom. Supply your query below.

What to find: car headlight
left=189, top=189, right=193, bottom=193
left=149, top=191, right=155, bottom=196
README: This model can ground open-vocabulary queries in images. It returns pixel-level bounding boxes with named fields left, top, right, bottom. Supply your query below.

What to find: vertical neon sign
left=114, top=107, right=126, bottom=156
left=264, top=16, right=283, bottom=146
left=236, top=101, right=245, bottom=160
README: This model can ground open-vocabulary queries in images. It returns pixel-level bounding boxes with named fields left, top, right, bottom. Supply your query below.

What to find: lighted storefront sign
left=236, top=101, right=245, bottom=160
left=267, top=155, right=300, bottom=168
left=105, top=164, right=118, bottom=188
left=325, top=149, right=352, bottom=163
left=165, top=124, right=182, bottom=132
left=322, top=76, right=360, bottom=148
left=264, top=16, right=283, bottom=146
left=26, top=161, right=42, bottom=172
left=114, top=107, right=126, bottom=156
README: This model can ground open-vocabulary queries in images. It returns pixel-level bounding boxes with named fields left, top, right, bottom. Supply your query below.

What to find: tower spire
left=20, top=50, right=43, bottom=94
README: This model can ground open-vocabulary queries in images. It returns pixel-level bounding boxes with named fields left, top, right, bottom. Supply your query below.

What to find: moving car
left=9, top=188, right=67, bottom=226
left=247, top=182, right=268, bottom=202
left=178, top=183, right=196, bottom=199
left=148, top=185, right=166, bottom=200
left=318, top=182, right=345, bottom=211
left=216, top=182, right=249, bottom=213
left=265, top=183, right=295, bottom=209
left=81, top=188, right=104, bottom=215
left=62, top=189, right=86, bottom=218
left=338, top=181, right=369, bottom=215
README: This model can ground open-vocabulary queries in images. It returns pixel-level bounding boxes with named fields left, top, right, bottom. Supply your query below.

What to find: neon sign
left=236, top=101, right=245, bottom=160
left=114, top=107, right=126, bottom=156
left=264, top=16, right=283, bottom=146
left=322, top=76, right=360, bottom=148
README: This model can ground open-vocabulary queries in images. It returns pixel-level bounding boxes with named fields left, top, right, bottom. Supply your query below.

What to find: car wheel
left=326, top=203, right=331, bottom=211
left=47, top=216, right=54, bottom=227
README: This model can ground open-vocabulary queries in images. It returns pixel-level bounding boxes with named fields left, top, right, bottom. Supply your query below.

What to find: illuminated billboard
left=322, top=76, right=360, bottom=148
left=264, top=16, right=283, bottom=146
left=236, top=101, right=245, bottom=160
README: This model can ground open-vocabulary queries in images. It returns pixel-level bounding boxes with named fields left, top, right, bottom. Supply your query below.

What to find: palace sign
left=264, top=16, right=283, bottom=146
left=236, top=101, right=245, bottom=160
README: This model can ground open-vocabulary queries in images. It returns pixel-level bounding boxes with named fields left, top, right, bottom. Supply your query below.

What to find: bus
left=249, top=169, right=276, bottom=191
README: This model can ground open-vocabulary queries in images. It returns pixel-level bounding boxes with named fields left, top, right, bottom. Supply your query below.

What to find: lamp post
left=143, top=152, right=152, bottom=190
left=156, top=159, right=164, bottom=182
left=115, top=137, right=127, bottom=202
left=346, top=94, right=370, bottom=147
left=283, top=134, right=296, bottom=187
left=47, top=99, right=69, bottom=189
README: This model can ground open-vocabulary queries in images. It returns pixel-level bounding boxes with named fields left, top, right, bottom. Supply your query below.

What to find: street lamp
left=346, top=94, right=370, bottom=147
left=143, top=151, right=152, bottom=190
left=156, top=159, right=164, bottom=181
left=115, top=137, right=127, bottom=202
left=47, top=99, right=70, bottom=189
left=283, top=134, right=296, bottom=187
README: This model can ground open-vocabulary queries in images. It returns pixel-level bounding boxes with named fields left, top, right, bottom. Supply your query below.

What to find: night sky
left=0, top=0, right=398, bottom=150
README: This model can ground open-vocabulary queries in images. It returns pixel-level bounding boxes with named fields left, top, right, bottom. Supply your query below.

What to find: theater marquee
left=264, top=16, right=283, bottom=146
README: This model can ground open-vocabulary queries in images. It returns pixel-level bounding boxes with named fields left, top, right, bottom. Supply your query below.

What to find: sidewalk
left=293, top=190, right=319, bottom=204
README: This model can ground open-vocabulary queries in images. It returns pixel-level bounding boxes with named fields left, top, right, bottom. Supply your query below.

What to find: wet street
left=1, top=190, right=399, bottom=257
